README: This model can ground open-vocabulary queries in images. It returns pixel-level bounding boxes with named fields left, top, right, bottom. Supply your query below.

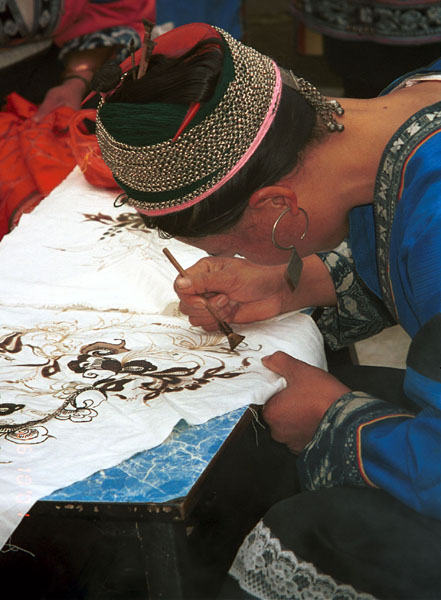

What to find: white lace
left=229, top=520, right=375, bottom=600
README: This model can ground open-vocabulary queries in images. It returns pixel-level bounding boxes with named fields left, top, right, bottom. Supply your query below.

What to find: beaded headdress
left=96, top=23, right=343, bottom=217
left=96, top=23, right=281, bottom=216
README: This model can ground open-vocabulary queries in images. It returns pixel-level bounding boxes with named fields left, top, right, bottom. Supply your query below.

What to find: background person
left=0, top=0, right=155, bottom=240
left=0, top=0, right=155, bottom=119
left=291, top=0, right=441, bottom=97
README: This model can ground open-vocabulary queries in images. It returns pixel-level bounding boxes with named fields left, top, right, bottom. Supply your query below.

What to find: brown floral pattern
left=0, top=316, right=252, bottom=446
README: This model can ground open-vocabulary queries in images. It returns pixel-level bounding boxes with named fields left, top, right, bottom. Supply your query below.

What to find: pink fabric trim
left=135, top=62, right=283, bottom=217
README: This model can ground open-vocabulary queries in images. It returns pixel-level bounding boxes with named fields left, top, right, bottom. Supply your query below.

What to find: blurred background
left=156, top=0, right=343, bottom=94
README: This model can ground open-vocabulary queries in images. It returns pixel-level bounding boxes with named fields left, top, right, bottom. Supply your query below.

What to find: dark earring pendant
left=286, top=248, right=303, bottom=290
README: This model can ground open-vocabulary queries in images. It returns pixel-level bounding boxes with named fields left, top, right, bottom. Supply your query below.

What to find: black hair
left=99, top=38, right=325, bottom=238
left=106, top=37, right=224, bottom=105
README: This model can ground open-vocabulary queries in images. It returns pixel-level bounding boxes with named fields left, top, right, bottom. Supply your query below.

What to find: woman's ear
left=248, top=185, right=298, bottom=212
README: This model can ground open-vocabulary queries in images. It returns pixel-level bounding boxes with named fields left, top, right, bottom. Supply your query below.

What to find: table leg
left=138, top=520, right=192, bottom=599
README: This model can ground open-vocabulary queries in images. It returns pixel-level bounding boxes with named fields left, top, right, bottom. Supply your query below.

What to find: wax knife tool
left=163, top=248, right=245, bottom=351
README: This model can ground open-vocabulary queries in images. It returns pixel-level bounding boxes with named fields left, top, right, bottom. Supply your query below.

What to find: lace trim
left=230, top=520, right=374, bottom=600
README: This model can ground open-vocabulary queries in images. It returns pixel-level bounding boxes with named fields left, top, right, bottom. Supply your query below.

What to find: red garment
left=0, top=95, right=120, bottom=241
left=54, top=0, right=156, bottom=47
left=0, top=94, right=77, bottom=239
left=69, top=110, right=119, bottom=190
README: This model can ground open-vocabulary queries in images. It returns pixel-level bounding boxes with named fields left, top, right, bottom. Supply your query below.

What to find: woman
left=95, top=23, right=441, bottom=598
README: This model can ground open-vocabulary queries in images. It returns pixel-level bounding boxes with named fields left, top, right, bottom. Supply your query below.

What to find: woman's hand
left=34, top=78, right=87, bottom=121
left=174, top=254, right=338, bottom=330
left=174, top=256, right=292, bottom=330
left=262, top=351, right=350, bottom=454
left=35, top=47, right=115, bottom=121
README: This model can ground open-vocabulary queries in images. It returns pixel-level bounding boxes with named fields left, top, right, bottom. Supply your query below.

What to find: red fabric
left=54, top=0, right=156, bottom=47
left=69, top=110, right=119, bottom=190
left=0, top=94, right=77, bottom=239
left=0, top=95, right=120, bottom=241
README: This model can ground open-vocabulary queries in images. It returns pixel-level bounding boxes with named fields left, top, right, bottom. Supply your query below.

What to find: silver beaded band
left=280, top=68, right=344, bottom=132
left=96, top=28, right=278, bottom=211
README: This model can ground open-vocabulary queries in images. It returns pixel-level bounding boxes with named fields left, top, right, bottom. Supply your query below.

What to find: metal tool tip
left=227, top=333, right=246, bottom=351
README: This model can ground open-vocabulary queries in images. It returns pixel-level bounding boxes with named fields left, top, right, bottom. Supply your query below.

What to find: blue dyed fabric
left=300, top=58, right=441, bottom=520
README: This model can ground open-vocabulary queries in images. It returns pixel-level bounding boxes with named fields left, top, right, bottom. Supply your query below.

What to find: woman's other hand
left=262, top=351, right=350, bottom=453
left=34, top=78, right=86, bottom=121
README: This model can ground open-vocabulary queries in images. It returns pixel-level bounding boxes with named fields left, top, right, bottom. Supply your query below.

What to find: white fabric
left=399, top=73, right=441, bottom=88
left=0, top=168, right=326, bottom=549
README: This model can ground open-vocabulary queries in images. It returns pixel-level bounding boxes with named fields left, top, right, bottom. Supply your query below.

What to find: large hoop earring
left=271, top=207, right=309, bottom=250
left=271, top=207, right=309, bottom=290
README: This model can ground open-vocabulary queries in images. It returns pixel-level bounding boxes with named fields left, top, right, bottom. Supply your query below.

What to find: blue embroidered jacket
left=297, top=58, right=441, bottom=520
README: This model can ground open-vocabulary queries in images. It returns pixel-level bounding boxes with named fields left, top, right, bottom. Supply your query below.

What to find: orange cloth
left=0, top=93, right=76, bottom=239
left=69, top=109, right=119, bottom=191
left=0, top=94, right=119, bottom=241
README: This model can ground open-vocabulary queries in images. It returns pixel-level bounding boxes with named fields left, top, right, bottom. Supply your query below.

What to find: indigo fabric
left=304, top=58, right=441, bottom=521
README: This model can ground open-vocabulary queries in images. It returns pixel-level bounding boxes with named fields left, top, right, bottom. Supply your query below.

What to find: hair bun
left=91, top=60, right=123, bottom=93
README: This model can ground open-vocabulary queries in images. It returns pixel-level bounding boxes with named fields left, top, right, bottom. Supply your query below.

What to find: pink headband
left=134, top=63, right=283, bottom=217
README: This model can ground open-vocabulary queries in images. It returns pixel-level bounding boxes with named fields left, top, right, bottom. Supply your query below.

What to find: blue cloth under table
left=45, top=407, right=247, bottom=504
left=4, top=405, right=298, bottom=599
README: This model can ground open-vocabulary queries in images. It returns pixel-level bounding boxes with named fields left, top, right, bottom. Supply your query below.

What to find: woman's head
left=95, top=24, right=324, bottom=239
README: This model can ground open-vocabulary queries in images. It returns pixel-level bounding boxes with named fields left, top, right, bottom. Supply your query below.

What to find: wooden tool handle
left=162, top=248, right=244, bottom=350
left=163, top=248, right=186, bottom=277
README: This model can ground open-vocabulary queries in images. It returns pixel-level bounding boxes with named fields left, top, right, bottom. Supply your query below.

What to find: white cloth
left=0, top=168, right=326, bottom=548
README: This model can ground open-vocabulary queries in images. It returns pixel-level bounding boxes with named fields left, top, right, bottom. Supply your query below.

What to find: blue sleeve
left=316, top=241, right=396, bottom=350
left=363, top=314, right=441, bottom=518
left=298, top=314, right=441, bottom=520
left=298, top=135, right=441, bottom=519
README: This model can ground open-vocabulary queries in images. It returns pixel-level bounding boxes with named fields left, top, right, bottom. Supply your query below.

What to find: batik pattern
left=297, top=392, right=414, bottom=491
left=1, top=304, right=314, bottom=548
left=316, top=241, right=396, bottom=350
left=0, top=313, right=255, bottom=447
left=292, top=1, right=441, bottom=43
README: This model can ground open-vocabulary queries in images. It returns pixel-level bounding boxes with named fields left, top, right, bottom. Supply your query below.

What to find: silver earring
left=271, top=207, right=309, bottom=250
left=271, top=207, right=309, bottom=289
left=280, top=68, right=345, bottom=133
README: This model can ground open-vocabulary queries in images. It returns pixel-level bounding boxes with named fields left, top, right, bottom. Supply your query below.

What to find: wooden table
left=1, top=406, right=298, bottom=599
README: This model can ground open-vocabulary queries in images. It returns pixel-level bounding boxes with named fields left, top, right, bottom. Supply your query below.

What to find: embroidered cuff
left=297, top=391, right=413, bottom=491
left=317, top=242, right=395, bottom=350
